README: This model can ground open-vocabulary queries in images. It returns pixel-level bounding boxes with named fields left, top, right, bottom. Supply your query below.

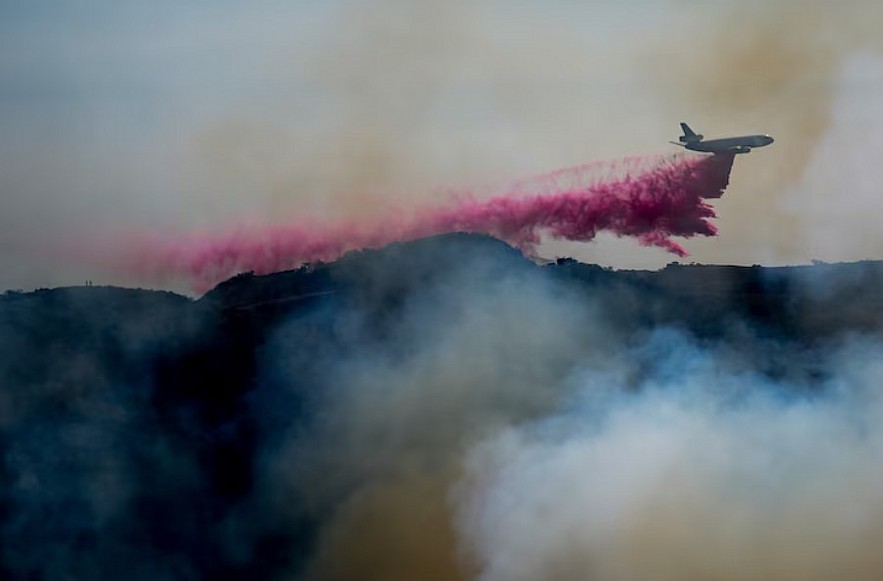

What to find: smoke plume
left=454, top=333, right=883, bottom=581
left=245, top=241, right=883, bottom=581
left=124, top=153, right=733, bottom=291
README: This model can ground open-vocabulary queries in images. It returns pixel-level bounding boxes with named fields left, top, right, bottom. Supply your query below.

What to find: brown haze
left=263, top=272, right=611, bottom=580
left=647, top=1, right=883, bottom=264
left=189, top=0, right=883, bottom=276
left=4, top=1, right=882, bottom=290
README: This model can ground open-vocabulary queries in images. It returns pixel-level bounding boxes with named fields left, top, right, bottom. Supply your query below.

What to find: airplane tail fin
left=679, top=122, right=704, bottom=143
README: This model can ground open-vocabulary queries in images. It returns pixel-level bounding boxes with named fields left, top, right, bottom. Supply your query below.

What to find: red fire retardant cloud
left=128, top=153, right=734, bottom=292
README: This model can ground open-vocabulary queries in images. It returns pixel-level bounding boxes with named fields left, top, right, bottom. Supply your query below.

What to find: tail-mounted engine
left=679, top=133, right=704, bottom=143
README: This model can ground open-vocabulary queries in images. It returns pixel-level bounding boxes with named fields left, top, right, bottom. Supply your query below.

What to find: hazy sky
left=2, top=0, right=882, bottom=291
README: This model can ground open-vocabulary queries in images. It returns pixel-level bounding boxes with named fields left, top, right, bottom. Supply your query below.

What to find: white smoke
left=248, top=239, right=883, bottom=580
left=783, top=52, right=883, bottom=263
left=453, top=331, right=883, bottom=581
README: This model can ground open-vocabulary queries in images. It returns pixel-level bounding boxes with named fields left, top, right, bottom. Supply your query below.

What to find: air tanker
left=670, top=122, right=774, bottom=154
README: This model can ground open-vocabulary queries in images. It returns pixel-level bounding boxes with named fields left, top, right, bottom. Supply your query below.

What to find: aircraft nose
left=765, top=135, right=775, bottom=145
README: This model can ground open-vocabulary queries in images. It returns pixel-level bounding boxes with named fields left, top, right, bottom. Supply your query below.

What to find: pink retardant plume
left=126, top=153, right=734, bottom=292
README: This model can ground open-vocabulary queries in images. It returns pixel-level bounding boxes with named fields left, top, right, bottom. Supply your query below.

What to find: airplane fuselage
left=683, top=134, right=774, bottom=154
left=672, top=123, right=774, bottom=155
